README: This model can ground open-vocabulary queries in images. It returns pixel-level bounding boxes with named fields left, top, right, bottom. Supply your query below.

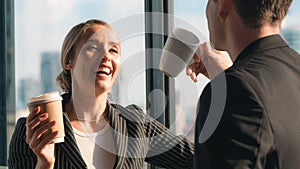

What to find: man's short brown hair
left=232, top=0, right=293, bottom=28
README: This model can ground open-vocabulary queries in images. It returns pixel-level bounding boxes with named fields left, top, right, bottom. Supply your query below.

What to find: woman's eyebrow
left=86, top=39, right=99, bottom=43
left=109, top=41, right=120, bottom=46
left=86, top=39, right=119, bottom=46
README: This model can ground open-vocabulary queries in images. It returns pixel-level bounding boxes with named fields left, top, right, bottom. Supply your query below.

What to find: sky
left=15, top=0, right=143, bottom=79
left=15, top=0, right=300, bottom=109
left=15, top=0, right=300, bottom=79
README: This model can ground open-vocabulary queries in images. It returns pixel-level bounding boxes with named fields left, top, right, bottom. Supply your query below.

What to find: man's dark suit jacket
left=194, top=35, right=300, bottom=169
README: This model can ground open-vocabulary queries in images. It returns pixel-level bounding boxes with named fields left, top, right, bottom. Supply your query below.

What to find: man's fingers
left=191, top=72, right=198, bottom=82
left=186, top=65, right=193, bottom=75
left=193, top=45, right=203, bottom=62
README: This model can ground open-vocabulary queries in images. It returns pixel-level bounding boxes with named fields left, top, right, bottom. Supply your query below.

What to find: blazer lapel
left=108, top=103, right=128, bottom=168
left=58, top=113, right=87, bottom=168
left=56, top=103, right=128, bottom=169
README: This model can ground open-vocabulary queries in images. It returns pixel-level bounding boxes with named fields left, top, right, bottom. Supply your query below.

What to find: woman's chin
left=94, top=84, right=112, bottom=94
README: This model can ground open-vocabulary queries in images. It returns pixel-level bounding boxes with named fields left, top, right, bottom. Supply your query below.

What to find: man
left=187, top=0, right=300, bottom=168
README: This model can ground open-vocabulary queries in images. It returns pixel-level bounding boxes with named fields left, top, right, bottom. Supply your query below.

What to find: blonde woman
left=9, top=19, right=194, bottom=169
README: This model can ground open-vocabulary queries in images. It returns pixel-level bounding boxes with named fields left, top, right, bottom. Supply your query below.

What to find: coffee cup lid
left=27, top=91, right=63, bottom=106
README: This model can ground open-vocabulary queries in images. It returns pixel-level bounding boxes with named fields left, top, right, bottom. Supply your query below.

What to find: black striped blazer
left=8, top=102, right=194, bottom=169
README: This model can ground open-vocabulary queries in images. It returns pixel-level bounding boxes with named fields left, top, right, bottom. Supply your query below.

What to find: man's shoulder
left=204, top=70, right=259, bottom=104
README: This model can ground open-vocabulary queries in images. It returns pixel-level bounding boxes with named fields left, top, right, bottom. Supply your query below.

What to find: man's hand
left=186, top=42, right=233, bottom=82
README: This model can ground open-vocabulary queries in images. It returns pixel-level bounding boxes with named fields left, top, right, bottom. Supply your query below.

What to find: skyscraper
left=41, top=52, right=61, bottom=93
left=17, top=78, right=41, bottom=109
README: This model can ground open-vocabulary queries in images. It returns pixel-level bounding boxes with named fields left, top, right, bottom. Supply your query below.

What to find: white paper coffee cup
left=27, top=91, right=65, bottom=143
left=159, top=28, right=200, bottom=77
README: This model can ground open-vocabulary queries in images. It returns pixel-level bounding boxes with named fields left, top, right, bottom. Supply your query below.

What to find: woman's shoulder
left=14, top=117, right=27, bottom=130
left=109, top=102, right=144, bottom=112
left=109, top=102, right=147, bottom=122
left=9, top=117, right=28, bottom=151
left=11, top=117, right=27, bottom=137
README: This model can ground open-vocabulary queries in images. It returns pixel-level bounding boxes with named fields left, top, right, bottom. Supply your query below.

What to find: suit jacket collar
left=58, top=102, right=128, bottom=169
left=108, top=102, right=128, bottom=168
left=235, top=34, right=289, bottom=64
left=59, top=113, right=87, bottom=168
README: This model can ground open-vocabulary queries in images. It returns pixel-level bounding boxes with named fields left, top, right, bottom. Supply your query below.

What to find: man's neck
left=226, top=19, right=281, bottom=62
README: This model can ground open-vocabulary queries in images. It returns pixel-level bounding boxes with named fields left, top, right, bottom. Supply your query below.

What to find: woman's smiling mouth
left=95, top=65, right=113, bottom=78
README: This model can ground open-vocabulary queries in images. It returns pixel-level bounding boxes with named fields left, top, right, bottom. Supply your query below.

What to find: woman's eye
left=110, top=48, right=119, bottom=54
left=86, top=45, right=99, bottom=52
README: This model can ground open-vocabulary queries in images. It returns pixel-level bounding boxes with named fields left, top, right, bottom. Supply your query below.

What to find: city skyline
left=15, top=0, right=300, bottom=113
left=16, top=0, right=300, bottom=80
left=17, top=51, right=61, bottom=109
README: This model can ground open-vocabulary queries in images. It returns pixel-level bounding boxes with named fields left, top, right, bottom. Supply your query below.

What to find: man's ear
left=218, top=0, right=231, bottom=21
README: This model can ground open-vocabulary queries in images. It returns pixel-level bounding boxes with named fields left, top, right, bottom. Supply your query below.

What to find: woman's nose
left=102, top=52, right=112, bottom=62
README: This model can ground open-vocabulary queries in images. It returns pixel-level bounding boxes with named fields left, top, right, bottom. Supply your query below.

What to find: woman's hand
left=26, top=106, right=58, bottom=169
left=186, top=42, right=233, bottom=82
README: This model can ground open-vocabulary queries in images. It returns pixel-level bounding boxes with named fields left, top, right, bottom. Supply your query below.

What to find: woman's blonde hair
left=56, top=19, right=109, bottom=93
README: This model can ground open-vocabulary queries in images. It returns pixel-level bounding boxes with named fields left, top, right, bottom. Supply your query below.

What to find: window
left=15, top=0, right=145, bottom=117
left=173, top=0, right=210, bottom=141
left=282, top=2, right=300, bottom=53
left=1, top=0, right=14, bottom=166
left=1, top=0, right=300, bottom=168
left=4, top=0, right=146, bottom=167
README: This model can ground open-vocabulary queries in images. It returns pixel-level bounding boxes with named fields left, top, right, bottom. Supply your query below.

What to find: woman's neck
left=71, top=89, right=107, bottom=115
left=65, top=90, right=109, bottom=132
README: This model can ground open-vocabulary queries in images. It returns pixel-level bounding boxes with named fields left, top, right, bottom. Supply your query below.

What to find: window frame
left=1, top=0, right=176, bottom=167
left=145, top=0, right=175, bottom=128
left=0, top=0, right=15, bottom=166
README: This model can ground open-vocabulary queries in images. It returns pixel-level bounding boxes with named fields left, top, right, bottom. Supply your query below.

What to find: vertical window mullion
left=145, top=0, right=174, bottom=127
left=145, top=0, right=175, bottom=168
left=0, top=0, right=8, bottom=165
left=0, top=0, right=15, bottom=166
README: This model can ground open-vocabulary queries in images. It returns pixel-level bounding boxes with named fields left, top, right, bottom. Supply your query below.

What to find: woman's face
left=70, top=25, right=121, bottom=95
